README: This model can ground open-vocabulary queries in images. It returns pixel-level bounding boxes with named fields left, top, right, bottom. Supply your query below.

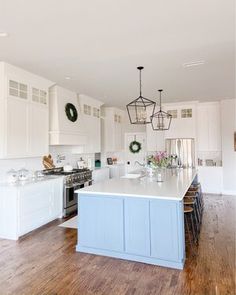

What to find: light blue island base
left=76, top=193, right=185, bottom=270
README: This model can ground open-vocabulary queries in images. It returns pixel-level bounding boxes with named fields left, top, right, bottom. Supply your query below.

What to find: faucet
left=134, top=161, right=146, bottom=167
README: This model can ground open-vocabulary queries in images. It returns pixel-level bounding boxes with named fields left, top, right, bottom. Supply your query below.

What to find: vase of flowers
left=147, top=151, right=170, bottom=182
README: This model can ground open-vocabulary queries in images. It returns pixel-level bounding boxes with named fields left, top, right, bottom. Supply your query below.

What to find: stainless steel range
left=43, top=168, right=92, bottom=216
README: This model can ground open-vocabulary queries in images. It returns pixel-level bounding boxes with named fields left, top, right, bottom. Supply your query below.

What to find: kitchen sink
left=120, top=173, right=142, bottom=179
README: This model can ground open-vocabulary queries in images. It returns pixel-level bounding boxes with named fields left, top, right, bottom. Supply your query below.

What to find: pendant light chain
left=139, top=67, right=144, bottom=104
left=139, top=68, right=142, bottom=97
left=159, top=90, right=162, bottom=111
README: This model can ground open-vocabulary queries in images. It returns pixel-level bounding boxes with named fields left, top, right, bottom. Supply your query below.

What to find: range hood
left=49, top=85, right=87, bottom=145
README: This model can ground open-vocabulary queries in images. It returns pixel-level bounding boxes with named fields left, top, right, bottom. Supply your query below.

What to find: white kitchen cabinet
left=6, top=97, right=29, bottom=157
left=78, top=94, right=103, bottom=153
left=164, top=102, right=198, bottom=140
left=197, top=166, right=223, bottom=194
left=0, top=62, right=53, bottom=158
left=92, top=167, right=110, bottom=184
left=102, top=107, right=125, bottom=152
left=197, top=102, right=221, bottom=152
left=19, top=181, right=53, bottom=236
left=29, top=103, right=48, bottom=156
left=146, top=101, right=198, bottom=152
left=83, top=115, right=100, bottom=152
left=0, top=186, right=18, bottom=240
left=0, top=177, right=63, bottom=240
left=197, top=107, right=208, bottom=151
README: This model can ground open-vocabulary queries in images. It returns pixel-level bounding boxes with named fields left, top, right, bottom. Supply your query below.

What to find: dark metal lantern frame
left=150, top=89, right=172, bottom=131
left=126, top=66, right=156, bottom=124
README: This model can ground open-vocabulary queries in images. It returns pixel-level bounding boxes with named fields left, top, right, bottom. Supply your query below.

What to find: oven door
left=64, top=184, right=83, bottom=209
left=64, top=181, right=93, bottom=209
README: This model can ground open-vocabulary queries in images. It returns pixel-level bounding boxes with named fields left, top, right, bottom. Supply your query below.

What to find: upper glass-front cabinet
left=181, top=108, right=192, bottom=118
left=9, top=79, right=28, bottom=100
left=32, top=87, right=47, bottom=105
left=8, top=79, right=47, bottom=105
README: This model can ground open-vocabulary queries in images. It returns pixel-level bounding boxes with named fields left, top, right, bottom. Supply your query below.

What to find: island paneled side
left=76, top=193, right=185, bottom=269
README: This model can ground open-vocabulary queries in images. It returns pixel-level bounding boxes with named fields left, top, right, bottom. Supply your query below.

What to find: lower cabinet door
left=19, top=182, right=53, bottom=235
left=150, top=200, right=181, bottom=262
left=79, top=195, right=124, bottom=252
left=124, top=198, right=150, bottom=256
left=51, top=178, right=63, bottom=218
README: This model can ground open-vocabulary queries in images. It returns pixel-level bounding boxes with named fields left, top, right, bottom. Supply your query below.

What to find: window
left=181, top=108, right=192, bottom=118
left=167, top=109, right=177, bottom=118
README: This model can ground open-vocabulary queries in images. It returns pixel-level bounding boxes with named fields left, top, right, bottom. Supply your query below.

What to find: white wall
left=221, top=99, right=236, bottom=195
left=101, top=110, right=146, bottom=165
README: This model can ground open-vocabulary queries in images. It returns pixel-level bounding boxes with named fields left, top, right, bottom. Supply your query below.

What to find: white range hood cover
left=49, top=85, right=87, bottom=145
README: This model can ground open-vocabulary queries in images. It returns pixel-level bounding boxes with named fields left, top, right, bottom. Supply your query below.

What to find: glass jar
left=6, top=169, right=18, bottom=183
left=18, top=168, right=29, bottom=181
left=155, top=167, right=167, bottom=182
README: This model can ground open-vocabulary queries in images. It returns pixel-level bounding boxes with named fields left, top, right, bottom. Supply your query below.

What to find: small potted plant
left=147, top=151, right=170, bottom=182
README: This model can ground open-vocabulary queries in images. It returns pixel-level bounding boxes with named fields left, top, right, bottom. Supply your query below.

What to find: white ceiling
left=0, top=0, right=235, bottom=107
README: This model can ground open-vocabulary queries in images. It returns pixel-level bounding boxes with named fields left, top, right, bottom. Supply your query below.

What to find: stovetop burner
left=43, top=167, right=91, bottom=176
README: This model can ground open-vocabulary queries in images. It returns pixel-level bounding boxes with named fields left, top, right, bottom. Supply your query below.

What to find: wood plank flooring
left=0, top=194, right=235, bottom=295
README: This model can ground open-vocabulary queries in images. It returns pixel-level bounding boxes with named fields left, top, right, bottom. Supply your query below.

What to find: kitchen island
left=75, top=168, right=197, bottom=269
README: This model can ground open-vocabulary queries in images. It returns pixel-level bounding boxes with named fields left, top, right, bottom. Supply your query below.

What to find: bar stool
left=189, top=183, right=204, bottom=210
left=185, top=192, right=201, bottom=226
left=186, top=189, right=203, bottom=223
left=184, top=205, right=197, bottom=256
left=184, top=196, right=200, bottom=240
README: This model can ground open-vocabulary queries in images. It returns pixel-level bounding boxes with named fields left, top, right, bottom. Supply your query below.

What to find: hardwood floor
left=0, top=194, right=235, bottom=295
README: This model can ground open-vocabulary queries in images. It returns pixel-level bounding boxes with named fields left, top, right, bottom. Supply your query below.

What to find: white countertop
left=0, top=175, right=63, bottom=187
left=93, top=167, right=109, bottom=171
left=76, top=168, right=197, bottom=201
left=93, top=163, right=125, bottom=170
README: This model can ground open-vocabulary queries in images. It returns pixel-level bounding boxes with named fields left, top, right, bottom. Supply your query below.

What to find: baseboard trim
left=76, top=245, right=184, bottom=270
left=221, top=190, right=236, bottom=196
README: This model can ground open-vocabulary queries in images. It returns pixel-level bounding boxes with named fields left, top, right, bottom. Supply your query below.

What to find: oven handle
left=64, top=180, right=92, bottom=189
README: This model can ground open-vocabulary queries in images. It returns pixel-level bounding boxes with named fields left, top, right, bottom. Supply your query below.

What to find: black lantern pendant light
left=150, top=89, right=172, bottom=131
left=126, top=66, right=156, bottom=124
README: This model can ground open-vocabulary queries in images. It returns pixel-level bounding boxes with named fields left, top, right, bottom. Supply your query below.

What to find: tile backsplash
left=49, top=146, right=95, bottom=169
left=0, top=146, right=95, bottom=183
left=0, top=157, right=43, bottom=182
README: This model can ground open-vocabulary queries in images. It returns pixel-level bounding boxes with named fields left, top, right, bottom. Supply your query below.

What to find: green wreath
left=129, top=140, right=142, bottom=153
left=65, top=103, right=78, bottom=122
